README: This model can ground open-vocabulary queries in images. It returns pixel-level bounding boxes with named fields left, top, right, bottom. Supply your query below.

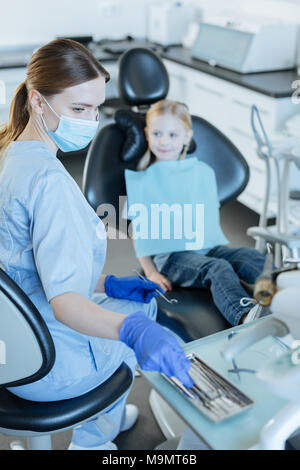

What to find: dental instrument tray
left=162, top=354, right=255, bottom=423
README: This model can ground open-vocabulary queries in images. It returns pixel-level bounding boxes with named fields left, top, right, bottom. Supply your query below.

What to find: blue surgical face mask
left=41, top=96, right=99, bottom=152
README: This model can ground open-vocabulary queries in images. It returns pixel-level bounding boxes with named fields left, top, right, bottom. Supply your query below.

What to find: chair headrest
left=115, top=109, right=197, bottom=162
left=118, top=48, right=169, bottom=107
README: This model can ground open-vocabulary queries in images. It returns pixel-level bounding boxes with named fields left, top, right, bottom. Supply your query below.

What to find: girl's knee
left=237, top=246, right=264, bottom=260
left=209, top=258, right=232, bottom=273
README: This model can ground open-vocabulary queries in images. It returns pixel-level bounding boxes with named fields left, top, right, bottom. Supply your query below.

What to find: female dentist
left=0, top=39, right=192, bottom=450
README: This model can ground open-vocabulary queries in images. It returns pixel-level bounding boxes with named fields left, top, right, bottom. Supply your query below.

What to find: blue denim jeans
left=159, top=245, right=266, bottom=326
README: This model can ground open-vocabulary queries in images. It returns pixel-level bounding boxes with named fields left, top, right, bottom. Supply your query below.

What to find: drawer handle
left=194, top=83, right=223, bottom=98
left=170, top=74, right=184, bottom=81
left=231, top=126, right=253, bottom=140
left=233, top=99, right=269, bottom=115
left=243, top=189, right=263, bottom=202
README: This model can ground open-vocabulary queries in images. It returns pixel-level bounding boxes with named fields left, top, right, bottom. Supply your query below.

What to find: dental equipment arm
left=253, top=252, right=298, bottom=306
left=221, top=270, right=300, bottom=361
left=221, top=318, right=289, bottom=361
left=246, top=227, right=300, bottom=250
left=253, top=252, right=275, bottom=306
left=258, top=402, right=300, bottom=450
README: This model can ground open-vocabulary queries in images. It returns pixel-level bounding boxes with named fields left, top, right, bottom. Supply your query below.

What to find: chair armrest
left=0, top=363, right=134, bottom=433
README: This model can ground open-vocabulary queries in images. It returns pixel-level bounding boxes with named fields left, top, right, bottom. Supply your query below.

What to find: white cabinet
left=163, top=59, right=299, bottom=218
left=0, top=63, right=119, bottom=126
left=184, top=68, right=233, bottom=133
left=164, top=60, right=188, bottom=104
left=0, top=67, right=27, bottom=123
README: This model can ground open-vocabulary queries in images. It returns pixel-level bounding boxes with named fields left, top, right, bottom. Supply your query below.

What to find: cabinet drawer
left=227, top=126, right=265, bottom=170
left=246, top=165, right=277, bottom=199
left=0, top=108, right=9, bottom=123
left=238, top=191, right=264, bottom=215
left=164, top=60, right=189, bottom=106
left=169, top=73, right=188, bottom=104
left=229, top=97, right=275, bottom=137
left=246, top=167, right=266, bottom=199
left=0, top=67, right=27, bottom=83
left=0, top=67, right=27, bottom=108
left=187, top=82, right=228, bottom=132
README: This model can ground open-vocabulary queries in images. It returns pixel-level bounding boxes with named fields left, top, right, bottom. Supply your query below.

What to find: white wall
left=0, top=0, right=153, bottom=48
left=190, top=0, right=300, bottom=24
left=2, top=0, right=300, bottom=48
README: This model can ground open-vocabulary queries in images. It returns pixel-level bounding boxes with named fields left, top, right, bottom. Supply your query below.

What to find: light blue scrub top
left=0, top=141, right=121, bottom=388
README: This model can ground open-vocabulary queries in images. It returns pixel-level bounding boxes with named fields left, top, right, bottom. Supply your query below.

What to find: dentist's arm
left=50, top=291, right=124, bottom=339
left=50, top=291, right=193, bottom=388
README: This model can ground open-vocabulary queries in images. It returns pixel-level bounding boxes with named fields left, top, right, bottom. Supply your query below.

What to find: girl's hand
left=147, top=271, right=172, bottom=292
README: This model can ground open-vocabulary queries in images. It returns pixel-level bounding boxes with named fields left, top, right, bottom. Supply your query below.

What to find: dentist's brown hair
left=0, top=38, right=110, bottom=159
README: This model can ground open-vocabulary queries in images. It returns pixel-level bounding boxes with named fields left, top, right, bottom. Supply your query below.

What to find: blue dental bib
left=125, top=158, right=228, bottom=258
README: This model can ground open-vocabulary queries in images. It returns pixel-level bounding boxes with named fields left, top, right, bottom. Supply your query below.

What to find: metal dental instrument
left=227, top=332, right=256, bottom=381
left=283, top=257, right=300, bottom=266
left=133, top=270, right=179, bottom=304
left=162, top=353, right=254, bottom=422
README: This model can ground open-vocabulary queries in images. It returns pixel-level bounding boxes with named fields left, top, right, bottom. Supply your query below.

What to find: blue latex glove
left=105, top=274, right=163, bottom=303
left=119, top=311, right=194, bottom=388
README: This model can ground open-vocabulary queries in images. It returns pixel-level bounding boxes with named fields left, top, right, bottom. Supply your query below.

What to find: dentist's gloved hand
left=119, top=311, right=194, bottom=388
left=105, top=275, right=163, bottom=303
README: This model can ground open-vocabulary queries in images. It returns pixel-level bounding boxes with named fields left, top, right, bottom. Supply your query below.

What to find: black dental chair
left=0, top=268, right=133, bottom=450
left=83, top=48, right=250, bottom=343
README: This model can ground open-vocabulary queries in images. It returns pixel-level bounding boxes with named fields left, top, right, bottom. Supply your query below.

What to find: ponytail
left=180, top=143, right=190, bottom=160
left=0, top=82, right=29, bottom=160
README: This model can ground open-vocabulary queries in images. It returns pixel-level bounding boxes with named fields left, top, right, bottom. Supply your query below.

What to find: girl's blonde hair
left=138, top=100, right=193, bottom=170
left=0, top=38, right=110, bottom=166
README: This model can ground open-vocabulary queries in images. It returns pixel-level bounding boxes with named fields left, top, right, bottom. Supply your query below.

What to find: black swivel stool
left=0, top=268, right=133, bottom=450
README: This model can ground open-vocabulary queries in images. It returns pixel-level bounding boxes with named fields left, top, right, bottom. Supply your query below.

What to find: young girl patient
left=124, top=100, right=266, bottom=326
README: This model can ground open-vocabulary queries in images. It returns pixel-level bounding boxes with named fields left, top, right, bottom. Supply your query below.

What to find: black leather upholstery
left=118, top=48, right=169, bottom=106
left=83, top=117, right=249, bottom=341
left=115, top=109, right=196, bottom=162
left=0, top=363, right=132, bottom=432
left=115, top=109, right=148, bottom=162
left=187, top=116, right=249, bottom=205
left=156, top=287, right=230, bottom=342
left=84, top=124, right=131, bottom=214
left=83, top=116, right=248, bottom=210
left=83, top=47, right=250, bottom=342
left=0, top=268, right=55, bottom=388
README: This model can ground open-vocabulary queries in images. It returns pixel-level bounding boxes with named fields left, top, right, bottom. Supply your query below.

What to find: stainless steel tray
left=162, top=353, right=255, bottom=423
